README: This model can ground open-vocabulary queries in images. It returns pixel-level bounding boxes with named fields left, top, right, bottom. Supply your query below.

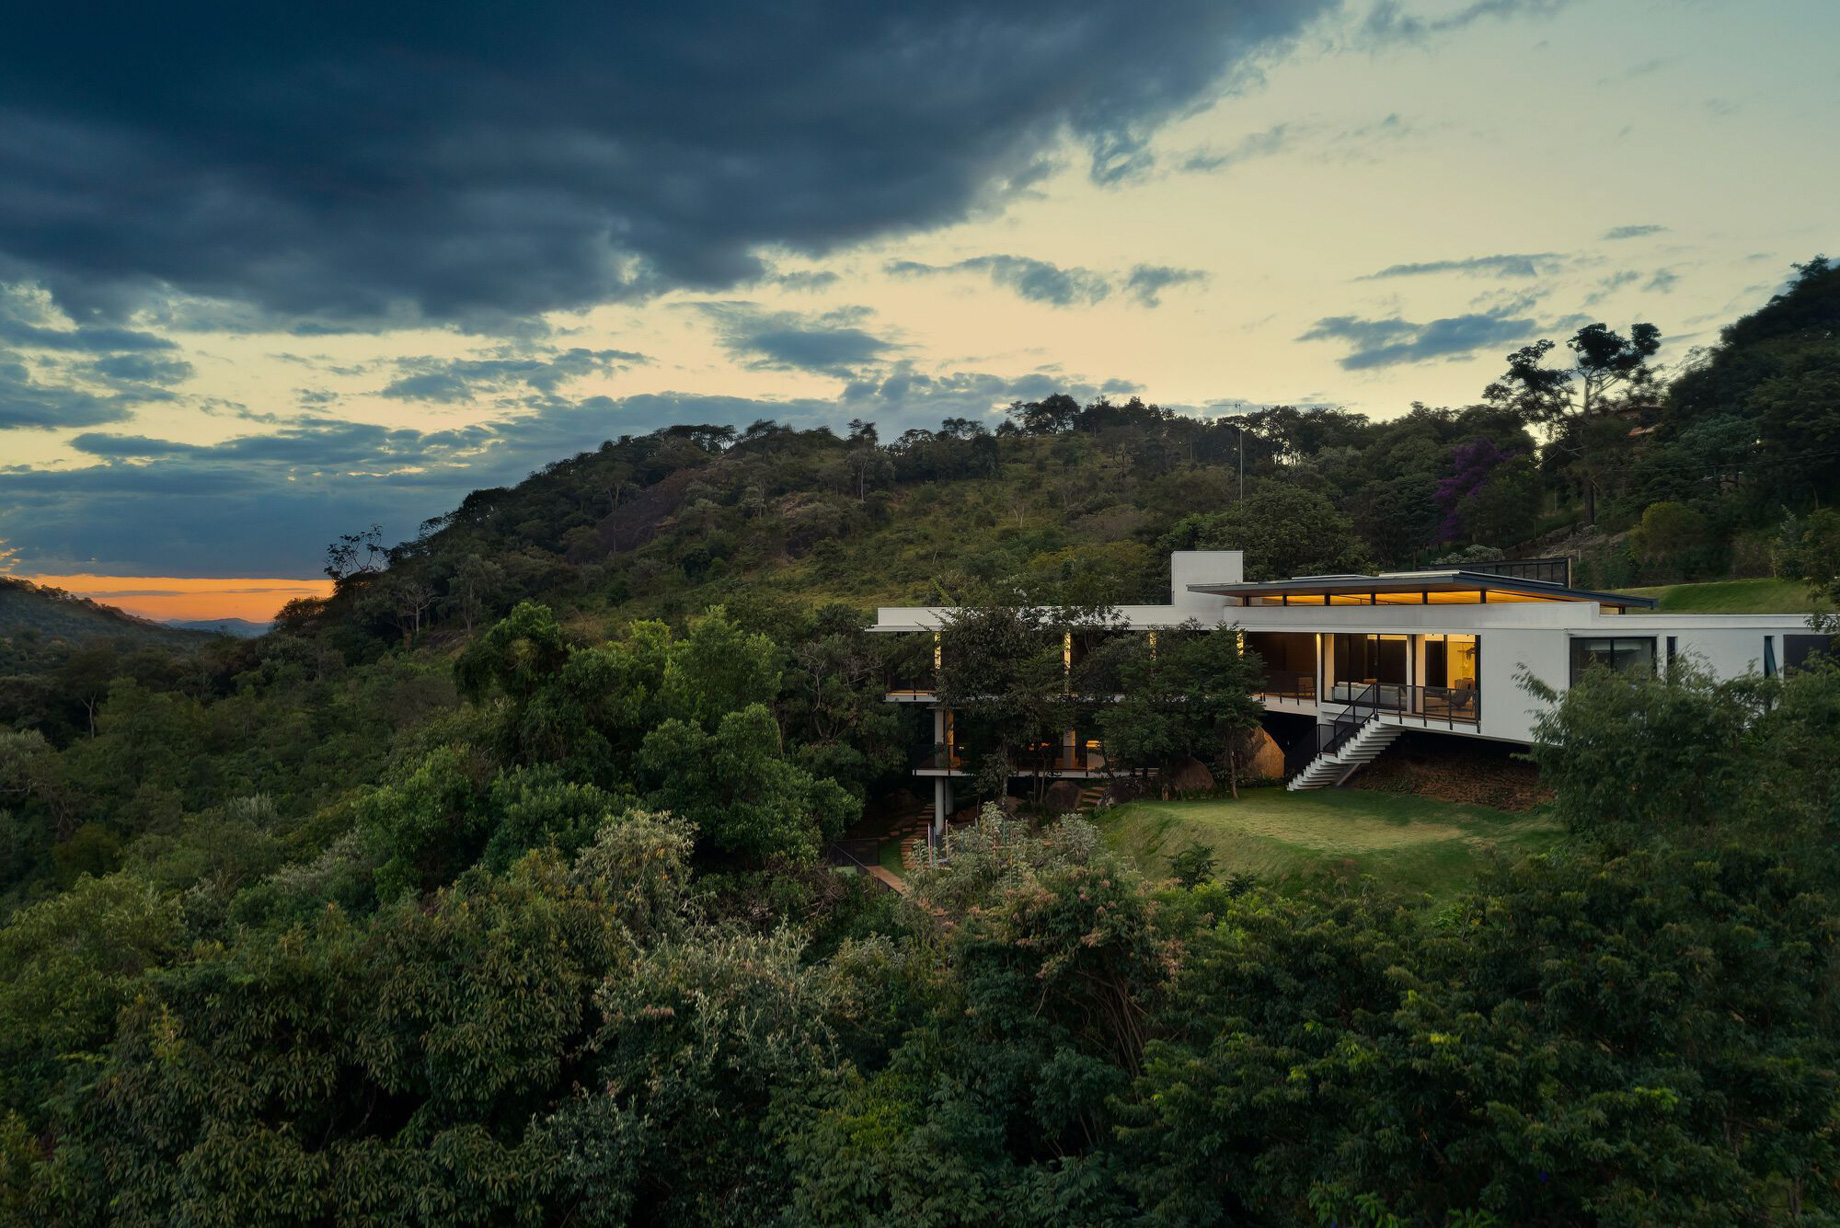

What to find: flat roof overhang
left=1188, top=569, right=1657, bottom=611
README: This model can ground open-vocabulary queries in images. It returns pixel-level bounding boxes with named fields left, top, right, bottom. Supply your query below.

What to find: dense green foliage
left=2, top=264, right=1839, bottom=1222
left=6, top=603, right=1840, bottom=1224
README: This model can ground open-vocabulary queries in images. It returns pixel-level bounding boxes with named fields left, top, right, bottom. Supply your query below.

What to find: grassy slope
left=1619, top=577, right=1821, bottom=614
left=1095, top=788, right=1562, bottom=898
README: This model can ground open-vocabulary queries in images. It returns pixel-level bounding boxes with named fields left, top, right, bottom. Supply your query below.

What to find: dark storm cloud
left=696, top=304, right=897, bottom=376
left=887, top=255, right=1206, bottom=308
left=1298, top=310, right=1539, bottom=369
left=0, top=359, right=137, bottom=430
left=1179, top=124, right=1294, bottom=173
left=763, top=270, right=842, bottom=294
left=0, top=284, right=177, bottom=353
left=0, top=317, right=176, bottom=354
left=1125, top=265, right=1209, bottom=307
left=1584, top=270, right=1640, bottom=306
left=83, top=353, right=195, bottom=385
left=887, top=256, right=1113, bottom=308
left=379, top=347, right=647, bottom=403
left=1360, top=253, right=1564, bottom=280
left=1361, top=0, right=1572, bottom=43
left=0, top=1, right=1335, bottom=329
left=0, top=283, right=196, bottom=425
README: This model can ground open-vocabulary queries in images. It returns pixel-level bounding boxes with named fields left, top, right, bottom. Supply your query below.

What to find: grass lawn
left=1619, top=577, right=1821, bottom=614
left=1094, top=788, right=1562, bottom=898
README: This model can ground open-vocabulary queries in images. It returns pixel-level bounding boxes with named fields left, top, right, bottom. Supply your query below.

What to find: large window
left=1423, top=635, right=1478, bottom=690
left=1331, top=634, right=1409, bottom=688
left=1786, top=634, right=1835, bottom=673
left=1569, top=636, right=1656, bottom=685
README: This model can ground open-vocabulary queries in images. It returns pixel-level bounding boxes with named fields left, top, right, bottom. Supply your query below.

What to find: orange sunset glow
left=22, top=575, right=334, bottom=624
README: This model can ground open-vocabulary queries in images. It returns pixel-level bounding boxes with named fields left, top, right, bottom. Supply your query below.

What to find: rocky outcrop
left=1167, top=756, right=1215, bottom=796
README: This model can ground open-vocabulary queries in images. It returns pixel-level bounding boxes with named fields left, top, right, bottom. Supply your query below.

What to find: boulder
left=1167, top=756, right=1215, bottom=796
left=1242, top=728, right=1285, bottom=781
left=1044, top=780, right=1085, bottom=813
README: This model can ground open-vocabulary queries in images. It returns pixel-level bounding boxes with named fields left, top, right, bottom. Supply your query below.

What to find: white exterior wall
left=1232, top=605, right=1807, bottom=743
left=874, top=550, right=1238, bottom=632
left=873, top=548, right=1815, bottom=747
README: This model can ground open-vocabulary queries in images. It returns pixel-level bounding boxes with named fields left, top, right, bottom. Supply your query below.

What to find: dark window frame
left=1569, top=636, right=1658, bottom=686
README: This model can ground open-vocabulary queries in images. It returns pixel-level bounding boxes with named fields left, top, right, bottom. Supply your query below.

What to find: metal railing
left=1325, top=681, right=1479, bottom=726
left=1255, top=670, right=1316, bottom=703
left=1282, top=679, right=1482, bottom=780
left=1279, top=684, right=1379, bottom=777
left=1325, top=682, right=1381, bottom=756
left=915, top=747, right=964, bottom=771
left=1282, top=719, right=1362, bottom=777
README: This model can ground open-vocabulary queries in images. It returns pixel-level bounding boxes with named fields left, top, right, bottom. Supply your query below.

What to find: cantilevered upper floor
left=872, top=549, right=1823, bottom=747
left=1189, top=565, right=1655, bottom=613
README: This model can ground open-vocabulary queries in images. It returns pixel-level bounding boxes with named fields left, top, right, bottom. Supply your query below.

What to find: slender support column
left=942, top=779, right=954, bottom=833
left=933, top=777, right=948, bottom=842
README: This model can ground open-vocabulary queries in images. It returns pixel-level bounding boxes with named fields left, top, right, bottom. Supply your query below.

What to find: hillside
left=1619, top=576, right=1825, bottom=613
left=0, top=576, right=207, bottom=651
left=265, top=261, right=1835, bottom=651
left=2, top=269, right=1840, bottom=1225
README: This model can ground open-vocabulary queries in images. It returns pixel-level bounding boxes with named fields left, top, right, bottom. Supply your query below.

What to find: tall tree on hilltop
left=1485, top=321, right=1662, bottom=525
left=1006, top=393, right=1082, bottom=434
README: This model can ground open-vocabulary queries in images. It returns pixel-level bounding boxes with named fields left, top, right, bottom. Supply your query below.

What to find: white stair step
left=1287, top=718, right=1406, bottom=789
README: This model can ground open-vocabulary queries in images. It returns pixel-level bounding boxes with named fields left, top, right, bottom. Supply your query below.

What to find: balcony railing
left=1325, top=681, right=1480, bottom=726
left=1255, top=670, right=1316, bottom=703
left=884, top=672, right=939, bottom=698
left=915, top=747, right=964, bottom=771
left=1282, top=681, right=1385, bottom=776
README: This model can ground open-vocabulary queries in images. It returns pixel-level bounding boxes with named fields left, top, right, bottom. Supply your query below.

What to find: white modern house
left=873, top=550, right=1825, bottom=833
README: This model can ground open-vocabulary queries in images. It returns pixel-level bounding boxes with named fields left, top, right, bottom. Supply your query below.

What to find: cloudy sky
left=2, top=0, right=1835, bottom=618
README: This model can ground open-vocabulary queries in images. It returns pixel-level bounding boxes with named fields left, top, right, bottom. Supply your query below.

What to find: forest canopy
left=2, top=257, right=1839, bottom=1224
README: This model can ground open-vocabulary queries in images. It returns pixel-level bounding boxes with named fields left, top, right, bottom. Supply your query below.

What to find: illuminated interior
left=1423, top=634, right=1478, bottom=690
left=1220, top=574, right=1647, bottom=611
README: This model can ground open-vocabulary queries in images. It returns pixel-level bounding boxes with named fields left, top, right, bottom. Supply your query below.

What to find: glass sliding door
left=1420, top=635, right=1479, bottom=721
left=1328, top=634, right=1409, bottom=703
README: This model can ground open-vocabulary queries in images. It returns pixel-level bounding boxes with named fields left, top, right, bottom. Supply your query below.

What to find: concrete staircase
left=1074, top=784, right=1107, bottom=813
left=1287, top=718, right=1406, bottom=790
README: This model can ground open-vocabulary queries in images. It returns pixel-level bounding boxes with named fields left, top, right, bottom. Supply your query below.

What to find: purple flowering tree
left=1434, top=438, right=1516, bottom=542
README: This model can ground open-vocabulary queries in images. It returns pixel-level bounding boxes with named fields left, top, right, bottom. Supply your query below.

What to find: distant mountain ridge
left=162, top=617, right=272, bottom=638
left=0, top=575, right=211, bottom=646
